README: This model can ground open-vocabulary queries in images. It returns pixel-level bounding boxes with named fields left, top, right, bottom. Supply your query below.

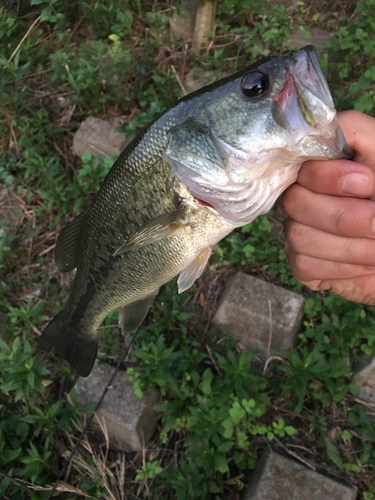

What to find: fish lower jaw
left=185, top=162, right=300, bottom=227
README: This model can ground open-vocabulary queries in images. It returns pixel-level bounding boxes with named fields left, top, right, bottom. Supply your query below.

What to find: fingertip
left=297, top=159, right=375, bottom=197
left=340, top=172, right=374, bottom=196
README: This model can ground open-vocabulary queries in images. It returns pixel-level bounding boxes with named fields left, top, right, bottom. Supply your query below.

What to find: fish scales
left=39, top=46, right=352, bottom=376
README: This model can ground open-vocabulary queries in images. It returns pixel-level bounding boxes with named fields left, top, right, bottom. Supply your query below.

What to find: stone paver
left=353, top=354, right=375, bottom=408
left=72, top=117, right=133, bottom=158
left=170, top=2, right=196, bottom=41
left=244, top=449, right=357, bottom=500
left=212, top=272, right=304, bottom=354
left=74, top=362, right=160, bottom=451
left=170, top=1, right=214, bottom=48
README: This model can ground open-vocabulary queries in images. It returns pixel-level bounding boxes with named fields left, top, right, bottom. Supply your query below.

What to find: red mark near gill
left=195, top=198, right=213, bottom=208
left=272, top=72, right=296, bottom=106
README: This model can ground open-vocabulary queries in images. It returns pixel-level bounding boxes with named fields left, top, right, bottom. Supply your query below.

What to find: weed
left=324, top=0, right=375, bottom=114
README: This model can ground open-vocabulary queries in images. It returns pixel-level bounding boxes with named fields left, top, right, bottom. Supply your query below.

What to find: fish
left=38, top=45, right=352, bottom=377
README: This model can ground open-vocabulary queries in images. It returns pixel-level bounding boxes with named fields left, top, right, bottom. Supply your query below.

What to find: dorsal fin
left=55, top=210, right=88, bottom=272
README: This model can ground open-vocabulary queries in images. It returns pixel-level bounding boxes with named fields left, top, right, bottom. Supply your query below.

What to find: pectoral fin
left=177, top=246, right=212, bottom=293
left=118, top=289, right=159, bottom=334
left=55, top=210, right=88, bottom=272
left=113, top=209, right=186, bottom=257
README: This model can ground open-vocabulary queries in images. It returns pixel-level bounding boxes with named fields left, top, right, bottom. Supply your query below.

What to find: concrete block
left=74, top=362, right=160, bottom=451
left=212, top=273, right=304, bottom=354
left=244, top=449, right=357, bottom=500
left=170, top=2, right=196, bottom=41
left=170, top=1, right=215, bottom=48
left=353, top=354, right=375, bottom=407
left=72, top=117, right=133, bottom=158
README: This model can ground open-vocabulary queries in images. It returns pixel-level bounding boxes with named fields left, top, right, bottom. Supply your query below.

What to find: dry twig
left=8, top=15, right=41, bottom=64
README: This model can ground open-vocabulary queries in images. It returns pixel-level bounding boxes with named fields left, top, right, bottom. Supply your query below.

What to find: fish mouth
left=293, top=45, right=335, bottom=112
left=274, top=45, right=352, bottom=158
left=272, top=46, right=335, bottom=135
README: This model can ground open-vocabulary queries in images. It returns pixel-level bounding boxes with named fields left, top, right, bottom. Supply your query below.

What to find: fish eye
left=241, top=71, right=270, bottom=99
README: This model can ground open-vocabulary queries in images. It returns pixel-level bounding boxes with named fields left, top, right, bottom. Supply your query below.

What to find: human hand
left=282, top=111, right=375, bottom=305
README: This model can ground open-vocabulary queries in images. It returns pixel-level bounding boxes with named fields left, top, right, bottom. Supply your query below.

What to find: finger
left=283, top=185, right=375, bottom=238
left=338, top=111, right=375, bottom=169
left=285, top=220, right=375, bottom=267
left=294, top=159, right=375, bottom=197
left=284, top=242, right=375, bottom=282
left=317, top=276, right=375, bottom=305
left=284, top=244, right=375, bottom=305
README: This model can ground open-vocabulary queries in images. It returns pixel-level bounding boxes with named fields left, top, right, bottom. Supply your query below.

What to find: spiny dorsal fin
left=177, top=246, right=212, bottom=293
left=55, top=210, right=88, bottom=272
left=113, top=208, right=186, bottom=257
left=118, top=289, right=159, bottom=334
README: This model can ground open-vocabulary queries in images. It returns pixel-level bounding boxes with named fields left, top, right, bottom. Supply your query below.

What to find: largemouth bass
left=39, top=46, right=351, bottom=377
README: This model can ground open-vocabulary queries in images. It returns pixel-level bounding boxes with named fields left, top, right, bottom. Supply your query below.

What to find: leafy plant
left=136, top=460, right=163, bottom=480
left=324, top=0, right=375, bottom=114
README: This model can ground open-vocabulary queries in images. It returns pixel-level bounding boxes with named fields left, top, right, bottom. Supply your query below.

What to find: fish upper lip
left=292, top=46, right=334, bottom=109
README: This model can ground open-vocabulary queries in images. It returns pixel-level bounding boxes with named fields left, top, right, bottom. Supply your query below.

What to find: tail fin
left=38, top=311, right=97, bottom=377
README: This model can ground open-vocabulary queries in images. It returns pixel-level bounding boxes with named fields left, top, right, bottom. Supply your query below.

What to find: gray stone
left=170, top=1, right=215, bottom=48
left=0, top=184, right=24, bottom=235
left=184, top=67, right=227, bottom=94
left=212, top=273, right=304, bottom=354
left=286, top=27, right=336, bottom=55
left=353, top=354, right=375, bottom=408
left=74, top=362, right=160, bottom=451
left=72, top=117, right=132, bottom=158
left=244, top=449, right=357, bottom=500
left=170, top=2, right=197, bottom=41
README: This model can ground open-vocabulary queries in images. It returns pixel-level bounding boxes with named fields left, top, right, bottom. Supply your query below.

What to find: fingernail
left=341, top=173, right=373, bottom=196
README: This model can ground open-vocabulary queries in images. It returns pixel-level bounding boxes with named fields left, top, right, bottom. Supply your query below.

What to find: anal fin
left=55, top=210, right=88, bottom=272
left=177, top=246, right=212, bottom=293
left=118, top=289, right=159, bottom=334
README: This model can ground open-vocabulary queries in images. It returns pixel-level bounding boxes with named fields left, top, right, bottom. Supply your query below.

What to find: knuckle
left=348, top=109, right=366, bottom=124
left=282, top=184, right=299, bottom=214
left=339, top=109, right=364, bottom=126
left=285, top=220, right=309, bottom=252
left=345, top=238, right=375, bottom=266
left=303, top=280, right=323, bottom=291
left=284, top=244, right=313, bottom=282
left=334, top=204, right=350, bottom=234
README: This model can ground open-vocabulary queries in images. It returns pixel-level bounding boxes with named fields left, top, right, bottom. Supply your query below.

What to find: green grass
left=1, top=0, right=375, bottom=499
